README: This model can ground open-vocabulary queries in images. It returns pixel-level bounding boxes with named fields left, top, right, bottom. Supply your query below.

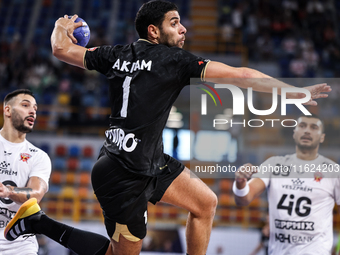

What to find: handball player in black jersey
left=4, top=1, right=330, bottom=255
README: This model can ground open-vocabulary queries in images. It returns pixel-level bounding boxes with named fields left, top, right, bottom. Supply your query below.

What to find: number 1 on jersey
left=120, top=76, right=132, bottom=117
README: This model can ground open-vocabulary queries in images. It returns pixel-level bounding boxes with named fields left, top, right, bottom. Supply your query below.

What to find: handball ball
left=69, top=16, right=90, bottom=47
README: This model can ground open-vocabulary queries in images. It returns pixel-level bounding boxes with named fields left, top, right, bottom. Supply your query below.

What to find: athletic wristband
left=232, top=181, right=249, bottom=197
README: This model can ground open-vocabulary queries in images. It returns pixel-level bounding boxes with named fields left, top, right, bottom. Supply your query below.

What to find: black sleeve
left=84, top=45, right=122, bottom=75
left=172, top=48, right=210, bottom=86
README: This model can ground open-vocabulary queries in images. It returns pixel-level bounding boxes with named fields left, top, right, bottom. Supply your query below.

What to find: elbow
left=51, top=40, right=71, bottom=61
left=51, top=43, right=64, bottom=58
left=235, top=201, right=250, bottom=207
left=240, top=68, right=255, bottom=79
left=34, top=192, right=45, bottom=204
left=234, top=196, right=251, bottom=206
left=230, top=68, right=255, bottom=88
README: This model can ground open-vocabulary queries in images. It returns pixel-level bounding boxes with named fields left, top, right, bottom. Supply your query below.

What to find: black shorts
left=91, top=149, right=184, bottom=242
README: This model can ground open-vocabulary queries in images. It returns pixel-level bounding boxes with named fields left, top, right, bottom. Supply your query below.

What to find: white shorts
left=0, top=236, right=38, bottom=255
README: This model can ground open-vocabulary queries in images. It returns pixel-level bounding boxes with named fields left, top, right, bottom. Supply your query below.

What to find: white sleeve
left=29, top=151, right=52, bottom=190
left=254, top=177, right=270, bottom=187
left=252, top=157, right=275, bottom=188
left=334, top=177, right=340, bottom=205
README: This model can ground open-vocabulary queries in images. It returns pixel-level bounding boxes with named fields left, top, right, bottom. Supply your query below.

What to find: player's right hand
left=54, top=14, right=83, bottom=44
left=235, top=163, right=258, bottom=184
left=0, top=182, right=10, bottom=199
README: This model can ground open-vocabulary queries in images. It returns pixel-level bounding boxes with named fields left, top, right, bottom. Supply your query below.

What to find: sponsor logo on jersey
left=291, top=178, right=304, bottom=185
left=291, top=235, right=314, bottom=244
left=314, top=172, right=323, bottom=182
left=0, top=207, right=16, bottom=221
left=105, top=128, right=140, bottom=152
left=0, top=161, right=16, bottom=176
left=4, top=151, right=12, bottom=156
left=20, top=153, right=32, bottom=163
left=112, top=59, right=152, bottom=73
left=281, top=183, right=313, bottom=192
left=275, top=219, right=314, bottom=231
left=198, top=61, right=204, bottom=65
left=0, top=161, right=9, bottom=169
left=275, top=233, right=314, bottom=244
left=281, top=178, right=312, bottom=192
left=275, top=233, right=290, bottom=243
left=29, top=148, right=38, bottom=153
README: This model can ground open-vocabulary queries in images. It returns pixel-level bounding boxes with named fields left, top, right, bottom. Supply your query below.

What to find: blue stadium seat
left=40, top=144, right=50, bottom=154
left=53, top=157, right=66, bottom=171
left=69, top=145, right=81, bottom=157
left=47, top=184, right=62, bottom=195
left=80, top=158, right=94, bottom=172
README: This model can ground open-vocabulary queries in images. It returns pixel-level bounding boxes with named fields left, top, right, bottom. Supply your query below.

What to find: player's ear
left=3, top=104, right=11, bottom=118
left=292, top=126, right=297, bottom=139
left=147, top=24, right=160, bottom=40
left=320, top=133, right=325, bottom=144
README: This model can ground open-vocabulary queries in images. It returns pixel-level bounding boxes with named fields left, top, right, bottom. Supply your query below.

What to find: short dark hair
left=4, top=89, right=35, bottom=106
left=297, top=114, right=324, bottom=133
left=135, top=0, right=178, bottom=39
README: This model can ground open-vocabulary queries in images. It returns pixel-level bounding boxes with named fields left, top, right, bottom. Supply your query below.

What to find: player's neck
left=0, top=126, right=26, bottom=143
left=145, top=36, right=158, bottom=44
left=296, top=148, right=319, bottom=161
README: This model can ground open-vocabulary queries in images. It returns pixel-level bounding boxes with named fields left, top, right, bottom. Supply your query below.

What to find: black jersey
left=85, top=39, right=209, bottom=176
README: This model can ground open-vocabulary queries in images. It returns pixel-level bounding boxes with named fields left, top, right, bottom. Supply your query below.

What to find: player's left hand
left=286, top=83, right=331, bottom=106
left=301, top=83, right=331, bottom=106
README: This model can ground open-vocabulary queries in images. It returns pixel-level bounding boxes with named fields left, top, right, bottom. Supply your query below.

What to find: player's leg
left=105, top=242, right=113, bottom=255
left=160, top=167, right=217, bottom=255
left=92, top=151, right=150, bottom=255
left=109, top=235, right=143, bottom=255
left=5, top=198, right=111, bottom=255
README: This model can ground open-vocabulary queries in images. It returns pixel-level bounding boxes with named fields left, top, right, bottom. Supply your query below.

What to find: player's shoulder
left=138, top=40, right=197, bottom=57
left=86, top=44, right=125, bottom=57
left=264, top=154, right=295, bottom=163
left=168, top=45, right=196, bottom=57
left=318, top=154, right=337, bottom=165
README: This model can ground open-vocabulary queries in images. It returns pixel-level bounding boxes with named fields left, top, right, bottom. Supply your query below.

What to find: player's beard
left=296, top=138, right=319, bottom=151
left=159, top=29, right=184, bottom=48
left=11, top=109, right=33, bottom=133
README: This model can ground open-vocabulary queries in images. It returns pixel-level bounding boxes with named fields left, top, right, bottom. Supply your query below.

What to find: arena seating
left=40, top=143, right=99, bottom=221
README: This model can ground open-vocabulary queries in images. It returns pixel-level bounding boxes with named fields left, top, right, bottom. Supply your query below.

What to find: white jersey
left=0, top=134, right=51, bottom=254
left=253, top=153, right=340, bottom=255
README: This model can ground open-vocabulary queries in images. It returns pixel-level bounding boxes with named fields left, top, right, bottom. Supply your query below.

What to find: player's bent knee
left=193, top=190, right=217, bottom=219
left=206, top=191, right=218, bottom=217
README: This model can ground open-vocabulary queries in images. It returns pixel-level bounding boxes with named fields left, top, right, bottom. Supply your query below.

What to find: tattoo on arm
left=13, top=187, right=33, bottom=200
left=38, top=178, right=48, bottom=193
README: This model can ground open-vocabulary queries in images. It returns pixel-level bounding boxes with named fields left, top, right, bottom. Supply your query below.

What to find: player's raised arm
left=233, top=163, right=266, bottom=206
left=51, top=14, right=87, bottom=69
left=205, top=61, right=331, bottom=106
